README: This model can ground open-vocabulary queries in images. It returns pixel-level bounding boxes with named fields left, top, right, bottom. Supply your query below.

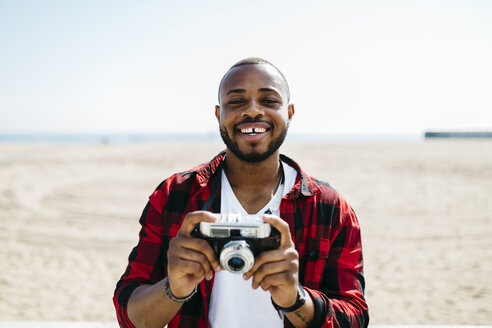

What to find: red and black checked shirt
left=113, top=151, right=368, bottom=328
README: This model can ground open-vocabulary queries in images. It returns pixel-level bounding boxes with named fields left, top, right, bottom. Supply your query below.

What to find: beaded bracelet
left=163, top=277, right=197, bottom=303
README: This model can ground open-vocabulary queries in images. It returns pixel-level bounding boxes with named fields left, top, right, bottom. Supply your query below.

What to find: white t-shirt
left=208, top=161, right=297, bottom=328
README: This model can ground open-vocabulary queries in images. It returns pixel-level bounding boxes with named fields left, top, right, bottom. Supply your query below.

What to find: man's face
left=216, top=64, right=294, bottom=163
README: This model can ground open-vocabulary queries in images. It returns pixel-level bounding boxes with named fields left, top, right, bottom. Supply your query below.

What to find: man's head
left=216, top=57, right=294, bottom=163
left=218, top=57, right=290, bottom=103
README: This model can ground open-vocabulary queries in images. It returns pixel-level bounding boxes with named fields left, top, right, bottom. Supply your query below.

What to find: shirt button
left=309, top=251, right=316, bottom=258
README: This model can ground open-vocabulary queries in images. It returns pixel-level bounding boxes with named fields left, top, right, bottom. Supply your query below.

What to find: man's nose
left=242, top=100, right=264, bottom=118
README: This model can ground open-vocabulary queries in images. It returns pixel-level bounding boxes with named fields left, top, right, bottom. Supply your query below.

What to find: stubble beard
left=219, top=123, right=289, bottom=163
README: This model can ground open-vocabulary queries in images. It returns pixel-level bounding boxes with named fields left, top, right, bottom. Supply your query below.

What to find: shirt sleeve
left=113, top=191, right=168, bottom=328
left=299, top=194, right=369, bottom=328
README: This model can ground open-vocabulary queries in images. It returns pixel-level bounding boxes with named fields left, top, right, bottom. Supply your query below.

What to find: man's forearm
left=283, top=294, right=315, bottom=328
left=127, top=279, right=183, bottom=328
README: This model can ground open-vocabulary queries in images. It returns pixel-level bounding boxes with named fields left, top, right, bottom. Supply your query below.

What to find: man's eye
left=228, top=99, right=245, bottom=105
left=263, top=99, right=278, bottom=104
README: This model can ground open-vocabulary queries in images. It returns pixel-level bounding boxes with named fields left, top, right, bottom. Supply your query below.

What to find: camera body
left=192, top=213, right=280, bottom=274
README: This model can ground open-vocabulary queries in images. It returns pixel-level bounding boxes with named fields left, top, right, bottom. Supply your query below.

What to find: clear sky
left=0, top=0, right=491, bottom=135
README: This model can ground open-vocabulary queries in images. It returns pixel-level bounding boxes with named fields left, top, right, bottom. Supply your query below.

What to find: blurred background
left=1, top=0, right=491, bottom=137
left=0, top=0, right=491, bottom=325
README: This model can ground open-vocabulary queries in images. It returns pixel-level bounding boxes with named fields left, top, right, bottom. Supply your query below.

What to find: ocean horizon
left=0, top=132, right=424, bottom=144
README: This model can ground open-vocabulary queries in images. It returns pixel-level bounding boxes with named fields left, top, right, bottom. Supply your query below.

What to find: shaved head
left=218, top=57, right=290, bottom=103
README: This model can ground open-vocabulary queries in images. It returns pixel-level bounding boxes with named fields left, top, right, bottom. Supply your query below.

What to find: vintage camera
left=192, top=213, right=280, bottom=274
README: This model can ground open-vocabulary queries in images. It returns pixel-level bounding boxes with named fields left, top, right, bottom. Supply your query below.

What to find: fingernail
left=207, top=272, right=213, bottom=280
left=215, top=265, right=221, bottom=272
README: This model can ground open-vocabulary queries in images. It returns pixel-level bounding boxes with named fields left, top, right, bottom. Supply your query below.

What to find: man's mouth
left=235, top=121, right=271, bottom=136
left=240, top=127, right=267, bottom=135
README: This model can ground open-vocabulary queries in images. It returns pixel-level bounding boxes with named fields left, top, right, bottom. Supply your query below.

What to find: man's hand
left=167, top=211, right=221, bottom=298
left=243, top=214, right=299, bottom=308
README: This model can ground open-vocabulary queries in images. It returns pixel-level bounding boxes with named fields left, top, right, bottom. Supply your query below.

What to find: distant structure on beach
left=425, top=131, right=492, bottom=139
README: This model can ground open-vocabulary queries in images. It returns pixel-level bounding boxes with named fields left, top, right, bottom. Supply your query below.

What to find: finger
left=263, top=214, right=294, bottom=248
left=259, top=271, right=297, bottom=292
left=175, top=246, right=215, bottom=278
left=177, top=237, right=221, bottom=271
left=168, top=255, right=208, bottom=279
left=244, top=247, right=295, bottom=280
left=250, top=258, right=298, bottom=289
left=178, top=211, right=217, bottom=237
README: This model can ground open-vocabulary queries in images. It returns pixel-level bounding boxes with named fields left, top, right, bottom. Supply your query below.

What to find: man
left=113, top=58, right=369, bottom=328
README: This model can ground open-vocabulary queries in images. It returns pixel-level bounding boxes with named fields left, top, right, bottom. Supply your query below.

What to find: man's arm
left=124, top=212, right=220, bottom=328
left=305, top=195, right=368, bottom=327
left=126, top=280, right=183, bottom=328
left=244, top=214, right=315, bottom=328
left=113, top=179, right=221, bottom=328
left=245, top=195, right=368, bottom=328
left=113, top=201, right=167, bottom=328
left=124, top=212, right=219, bottom=327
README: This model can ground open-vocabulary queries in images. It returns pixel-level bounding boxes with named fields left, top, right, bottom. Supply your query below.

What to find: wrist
left=163, top=277, right=197, bottom=303
left=271, top=283, right=307, bottom=313
left=273, top=290, right=297, bottom=308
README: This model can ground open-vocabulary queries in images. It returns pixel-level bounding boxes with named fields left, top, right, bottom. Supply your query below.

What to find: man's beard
left=219, top=123, right=289, bottom=163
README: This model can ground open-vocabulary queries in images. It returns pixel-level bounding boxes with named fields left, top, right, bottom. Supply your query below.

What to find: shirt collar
left=279, top=154, right=321, bottom=198
left=188, top=150, right=321, bottom=198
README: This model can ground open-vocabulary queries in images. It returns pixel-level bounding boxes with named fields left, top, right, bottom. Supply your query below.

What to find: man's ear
left=288, top=104, right=295, bottom=121
left=215, top=105, right=220, bottom=122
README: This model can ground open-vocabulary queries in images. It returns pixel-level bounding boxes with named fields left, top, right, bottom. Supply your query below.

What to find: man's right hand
left=167, top=211, right=221, bottom=298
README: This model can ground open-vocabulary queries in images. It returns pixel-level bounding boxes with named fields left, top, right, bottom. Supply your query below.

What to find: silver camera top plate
left=199, top=213, right=271, bottom=238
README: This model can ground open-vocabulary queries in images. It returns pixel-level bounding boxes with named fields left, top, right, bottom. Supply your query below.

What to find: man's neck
left=223, top=150, right=283, bottom=214
left=223, top=150, right=281, bottom=188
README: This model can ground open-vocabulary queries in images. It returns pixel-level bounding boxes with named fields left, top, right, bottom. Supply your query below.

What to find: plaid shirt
left=113, top=151, right=368, bottom=328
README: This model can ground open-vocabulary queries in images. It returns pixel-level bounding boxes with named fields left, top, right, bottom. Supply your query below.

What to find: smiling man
left=217, top=61, right=292, bottom=165
left=113, top=58, right=369, bottom=328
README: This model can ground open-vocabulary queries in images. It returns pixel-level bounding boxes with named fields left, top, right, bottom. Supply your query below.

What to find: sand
left=0, top=140, right=491, bottom=325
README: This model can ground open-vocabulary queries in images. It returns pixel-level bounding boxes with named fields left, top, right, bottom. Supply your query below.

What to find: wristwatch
left=271, top=283, right=307, bottom=313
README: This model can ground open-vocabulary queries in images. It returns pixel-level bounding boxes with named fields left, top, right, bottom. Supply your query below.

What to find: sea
left=0, top=133, right=423, bottom=144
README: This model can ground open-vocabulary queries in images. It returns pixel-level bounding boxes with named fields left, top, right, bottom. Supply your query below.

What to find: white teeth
left=240, top=127, right=267, bottom=134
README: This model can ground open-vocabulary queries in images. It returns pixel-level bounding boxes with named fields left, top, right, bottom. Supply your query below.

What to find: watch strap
left=271, top=283, right=307, bottom=313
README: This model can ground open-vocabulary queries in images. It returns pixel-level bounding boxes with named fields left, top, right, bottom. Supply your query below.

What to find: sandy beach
left=0, top=140, right=491, bottom=325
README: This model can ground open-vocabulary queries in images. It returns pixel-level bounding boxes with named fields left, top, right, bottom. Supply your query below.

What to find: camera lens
left=220, top=240, right=254, bottom=274
left=227, top=257, right=245, bottom=271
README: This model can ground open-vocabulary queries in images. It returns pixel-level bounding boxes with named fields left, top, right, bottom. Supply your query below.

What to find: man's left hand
left=243, top=214, right=299, bottom=308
